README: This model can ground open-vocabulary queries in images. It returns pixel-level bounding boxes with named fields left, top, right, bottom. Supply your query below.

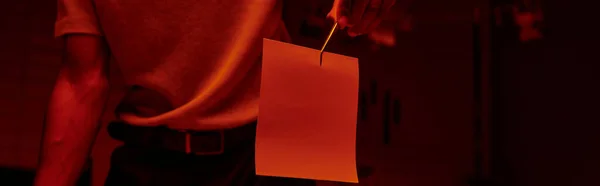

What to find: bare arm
left=34, top=35, right=110, bottom=186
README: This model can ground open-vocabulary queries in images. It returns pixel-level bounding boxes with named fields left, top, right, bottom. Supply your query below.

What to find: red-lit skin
left=33, top=1, right=397, bottom=185
left=34, top=35, right=109, bottom=186
left=329, top=0, right=398, bottom=46
left=328, top=0, right=397, bottom=37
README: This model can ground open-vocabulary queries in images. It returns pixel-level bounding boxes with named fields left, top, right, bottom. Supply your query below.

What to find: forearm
left=35, top=68, right=109, bottom=186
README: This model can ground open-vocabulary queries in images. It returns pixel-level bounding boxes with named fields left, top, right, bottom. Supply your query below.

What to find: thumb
left=327, top=0, right=349, bottom=27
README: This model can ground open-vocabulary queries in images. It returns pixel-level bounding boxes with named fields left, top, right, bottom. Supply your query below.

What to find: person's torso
left=94, top=0, right=289, bottom=130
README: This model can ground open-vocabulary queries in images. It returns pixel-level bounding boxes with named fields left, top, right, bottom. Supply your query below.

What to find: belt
left=107, top=121, right=256, bottom=155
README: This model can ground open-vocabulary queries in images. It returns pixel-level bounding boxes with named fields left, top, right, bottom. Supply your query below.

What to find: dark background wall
left=490, top=1, right=600, bottom=186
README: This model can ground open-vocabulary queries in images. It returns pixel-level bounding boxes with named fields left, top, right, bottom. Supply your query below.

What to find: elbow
left=57, top=66, right=110, bottom=95
left=82, top=70, right=109, bottom=91
left=77, top=71, right=110, bottom=96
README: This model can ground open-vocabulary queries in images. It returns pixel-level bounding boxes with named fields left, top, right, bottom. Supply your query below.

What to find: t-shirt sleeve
left=54, top=0, right=103, bottom=37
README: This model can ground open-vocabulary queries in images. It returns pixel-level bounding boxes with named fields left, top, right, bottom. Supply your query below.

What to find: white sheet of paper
left=255, top=39, right=359, bottom=183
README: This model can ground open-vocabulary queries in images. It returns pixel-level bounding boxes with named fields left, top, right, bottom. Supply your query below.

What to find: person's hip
left=105, top=121, right=318, bottom=186
left=107, top=121, right=257, bottom=156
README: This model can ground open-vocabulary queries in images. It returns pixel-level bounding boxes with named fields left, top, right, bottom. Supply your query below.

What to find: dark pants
left=104, top=123, right=316, bottom=186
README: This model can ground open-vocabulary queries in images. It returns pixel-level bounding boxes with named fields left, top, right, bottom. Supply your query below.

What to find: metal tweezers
left=319, top=22, right=338, bottom=66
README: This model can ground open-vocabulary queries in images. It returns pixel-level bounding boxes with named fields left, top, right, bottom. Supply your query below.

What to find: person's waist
left=115, top=104, right=257, bottom=130
left=107, top=121, right=256, bottom=155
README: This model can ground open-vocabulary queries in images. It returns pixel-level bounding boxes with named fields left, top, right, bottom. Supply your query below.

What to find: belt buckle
left=184, top=130, right=225, bottom=155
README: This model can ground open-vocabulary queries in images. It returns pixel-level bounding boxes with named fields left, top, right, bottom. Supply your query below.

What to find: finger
left=364, top=0, right=396, bottom=34
left=338, top=0, right=353, bottom=28
left=349, top=0, right=382, bottom=36
left=348, top=0, right=369, bottom=27
left=327, top=0, right=351, bottom=24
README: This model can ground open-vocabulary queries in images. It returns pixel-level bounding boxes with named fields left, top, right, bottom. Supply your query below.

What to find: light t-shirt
left=55, top=0, right=290, bottom=130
